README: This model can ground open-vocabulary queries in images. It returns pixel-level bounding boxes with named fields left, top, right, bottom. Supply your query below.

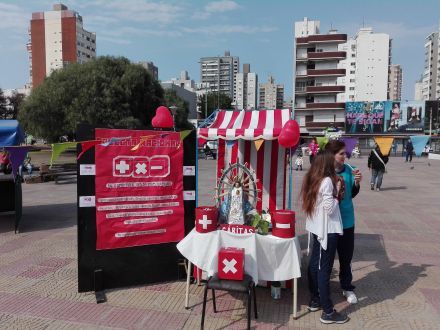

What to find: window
left=351, top=54, right=355, bottom=57
left=350, top=79, right=355, bottom=83
left=350, top=70, right=355, bottom=74
left=349, top=87, right=355, bottom=91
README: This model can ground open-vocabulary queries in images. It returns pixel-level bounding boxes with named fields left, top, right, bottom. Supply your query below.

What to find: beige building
left=259, top=75, right=284, bottom=109
left=388, top=64, right=402, bottom=100
left=235, top=64, right=258, bottom=109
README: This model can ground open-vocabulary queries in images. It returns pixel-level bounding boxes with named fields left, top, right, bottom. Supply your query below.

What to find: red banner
left=95, top=129, right=184, bottom=250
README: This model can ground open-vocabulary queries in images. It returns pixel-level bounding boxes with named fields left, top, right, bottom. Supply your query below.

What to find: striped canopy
left=198, top=109, right=291, bottom=141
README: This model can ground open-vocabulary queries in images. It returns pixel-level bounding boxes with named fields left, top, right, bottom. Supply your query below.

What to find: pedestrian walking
left=405, top=140, right=414, bottom=162
left=368, top=145, right=389, bottom=191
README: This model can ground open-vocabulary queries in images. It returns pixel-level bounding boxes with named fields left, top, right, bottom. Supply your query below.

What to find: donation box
left=271, top=210, right=295, bottom=238
left=195, top=206, right=218, bottom=233
left=218, top=247, right=244, bottom=281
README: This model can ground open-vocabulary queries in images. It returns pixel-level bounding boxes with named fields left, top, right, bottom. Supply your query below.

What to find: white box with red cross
left=218, top=247, right=245, bottom=281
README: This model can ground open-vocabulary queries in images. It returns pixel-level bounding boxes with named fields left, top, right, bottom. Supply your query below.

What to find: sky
left=0, top=0, right=439, bottom=100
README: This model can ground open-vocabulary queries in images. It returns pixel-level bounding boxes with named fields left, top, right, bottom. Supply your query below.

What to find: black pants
left=308, top=233, right=339, bottom=314
left=337, top=227, right=356, bottom=291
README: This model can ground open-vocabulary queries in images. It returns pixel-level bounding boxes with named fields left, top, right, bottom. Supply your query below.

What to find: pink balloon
left=152, top=106, right=174, bottom=128
left=278, top=120, right=300, bottom=148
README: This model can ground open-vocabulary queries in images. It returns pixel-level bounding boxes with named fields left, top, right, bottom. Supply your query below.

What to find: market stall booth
left=178, top=109, right=302, bottom=320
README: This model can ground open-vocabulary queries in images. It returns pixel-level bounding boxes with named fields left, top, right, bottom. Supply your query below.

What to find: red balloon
left=152, top=106, right=174, bottom=128
left=278, top=120, right=300, bottom=148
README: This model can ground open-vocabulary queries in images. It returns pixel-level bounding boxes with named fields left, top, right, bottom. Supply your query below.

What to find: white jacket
left=305, top=177, right=343, bottom=250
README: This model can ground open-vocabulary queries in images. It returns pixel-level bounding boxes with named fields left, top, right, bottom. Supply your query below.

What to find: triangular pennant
left=340, top=138, right=358, bottom=159
left=131, top=135, right=155, bottom=151
left=225, top=140, right=236, bottom=149
left=100, top=136, right=131, bottom=147
left=316, top=137, right=329, bottom=151
left=4, top=146, right=32, bottom=179
left=77, top=140, right=101, bottom=160
left=179, top=130, right=192, bottom=141
left=254, top=139, right=264, bottom=151
left=50, top=142, right=77, bottom=166
left=410, top=135, right=430, bottom=157
left=374, top=137, right=394, bottom=155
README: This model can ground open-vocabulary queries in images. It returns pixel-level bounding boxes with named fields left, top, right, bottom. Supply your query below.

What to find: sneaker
left=370, top=184, right=374, bottom=191
left=376, top=188, right=380, bottom=192
left=320, top=310, right=349, bottom=324
left=307, top=301, right=321, bottom=312
left=343, top=290, right=358, bottom=304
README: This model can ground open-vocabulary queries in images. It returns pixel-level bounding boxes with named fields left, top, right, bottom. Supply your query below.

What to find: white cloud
left=205, top=0, right=239, bottom=13
left=182, top=24, right=278, bottom=35
left=0, top=2, right=30, bottom=30
left=193, top=0, right=240, bottom=20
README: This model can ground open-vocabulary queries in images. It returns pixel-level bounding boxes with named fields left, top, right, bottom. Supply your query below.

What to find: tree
left=0, top=88, right=7, bottom=119
left=19, top=56, right=164, bottom=142
left=162, top=89, right=193, bottom=130
left=6, top=91, right=25, bottom=119
left=197, top=92, right=232, bottom=118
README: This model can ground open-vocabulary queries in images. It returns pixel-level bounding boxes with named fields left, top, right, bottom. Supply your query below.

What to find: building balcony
left=305, top=121, right=345, bottom=129
left=307, top=51, right=346, bottom=60
left=296, top=34, right=347, bottom=45
left=306, top=86, right=345, bottom=93
left=293, top=102, right=345, bottom=110
left=307, top=69, right=346, bottom=77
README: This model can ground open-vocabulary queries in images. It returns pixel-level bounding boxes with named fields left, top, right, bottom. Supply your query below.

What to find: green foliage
left=197, top=92, right=233, bottom=118
left=19, top=56, right=164, bottom=142
left=250, top=213, right=269, bottom=235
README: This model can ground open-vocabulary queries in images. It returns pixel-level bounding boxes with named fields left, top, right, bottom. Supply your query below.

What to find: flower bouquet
left=250, top=210, right=271, bottom=235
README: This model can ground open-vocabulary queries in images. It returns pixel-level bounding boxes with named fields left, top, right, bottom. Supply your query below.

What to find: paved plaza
left=0, top=155, right=440, bottom=329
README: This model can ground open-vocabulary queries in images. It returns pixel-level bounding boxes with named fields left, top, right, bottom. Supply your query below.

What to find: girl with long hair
left=300, top=152, right=348, bottom=324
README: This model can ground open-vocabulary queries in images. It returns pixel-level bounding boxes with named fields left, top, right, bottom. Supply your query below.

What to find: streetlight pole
left=205, top=83, right=208, bottom=119
left=429, top=107, right=433, bottom=137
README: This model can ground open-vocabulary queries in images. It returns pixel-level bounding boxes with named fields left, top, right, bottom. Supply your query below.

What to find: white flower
left=261, top=213, right=271, bottom=223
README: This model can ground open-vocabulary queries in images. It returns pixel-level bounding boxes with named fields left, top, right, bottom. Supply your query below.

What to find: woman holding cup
left=324, top=140, right=362, bottom=304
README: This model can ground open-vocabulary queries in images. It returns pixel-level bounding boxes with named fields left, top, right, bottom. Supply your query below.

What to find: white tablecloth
left=177, top=229, right=301, bottom=283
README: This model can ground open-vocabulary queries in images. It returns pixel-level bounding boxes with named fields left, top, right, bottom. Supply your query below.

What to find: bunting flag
left=130, top=135, right=156, bottom=151
left=410, top=135, right=430, bottom=156
left=50, top=142, right=77, bottom=166
left=254, top=139, right=264, bottom=151
left=4, top=146, right=32, bottom=179
left=179, top=130, right=192, bottom=141
left=100, top=136, right=131, bottom=147
left=341, top=138, right=358, bottom=158
left=316, top=137, right=329, bottom=151
left=225, top=140, right=236, bottom=149
left=77, top=140, right=101, bottom=160
left=374, top=137, right=394, bottom=155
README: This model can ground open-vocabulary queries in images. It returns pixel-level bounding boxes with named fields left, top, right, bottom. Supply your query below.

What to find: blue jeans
left=308, top=233, right=339, bottom=314
left=370, top=169, right=384, bottom=189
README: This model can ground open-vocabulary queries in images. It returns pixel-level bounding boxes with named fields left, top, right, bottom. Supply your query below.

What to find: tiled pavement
left=0, top=155, right=439, bottom=329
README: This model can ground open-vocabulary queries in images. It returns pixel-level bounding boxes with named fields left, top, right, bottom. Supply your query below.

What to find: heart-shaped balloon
left=152, top=106, right=174, bottom=128
left=278, top=120, right=300, bottom=148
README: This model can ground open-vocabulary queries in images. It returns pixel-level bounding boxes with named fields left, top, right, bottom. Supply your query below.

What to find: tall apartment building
left=27, top=4, right=96, bottom=89
left=422, top=30, right=440, bottom=100
left=139, top=61, right=159, bottom=81
left=388, top=64, right=402, bottom=100
left=200, top=51, right=239, bottom=100
left=337, top=28, right=391, bottom=102
left=235, top=64, right=258, bottom=109
left=259, top=75, right=284, bottom=109
left=414, top=77, right=424, bottom=101
left=294, top=17, right=347, bottom=133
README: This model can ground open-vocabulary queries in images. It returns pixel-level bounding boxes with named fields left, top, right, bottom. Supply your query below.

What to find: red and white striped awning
left=198, top=109, right=291, bottom=141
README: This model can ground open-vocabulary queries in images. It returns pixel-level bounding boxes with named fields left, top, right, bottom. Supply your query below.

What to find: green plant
left=250, top=211, right=270, bottom=235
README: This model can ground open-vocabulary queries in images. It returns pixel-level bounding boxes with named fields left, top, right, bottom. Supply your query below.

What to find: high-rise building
left=259, top=75, right=284, bottom=109
left=200, top=51, right=239, bottom=100
left=414, top=77, right=424, bottom=101
left=388, top=64, right=402, bottom=101
left=235, top=64, right=258, bottom=109
left=293, top=17, right=347, bottom=133
left=337, top=28, right=391, bottom=102
left=422, top=30, right=440, bottom=100
left=139, top=61, right=159, bottom=81
left=28, top=4, right=96, bottom=89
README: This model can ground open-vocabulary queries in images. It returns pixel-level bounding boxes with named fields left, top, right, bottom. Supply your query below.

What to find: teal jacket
left=337, top=164, right=360, bottom=229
